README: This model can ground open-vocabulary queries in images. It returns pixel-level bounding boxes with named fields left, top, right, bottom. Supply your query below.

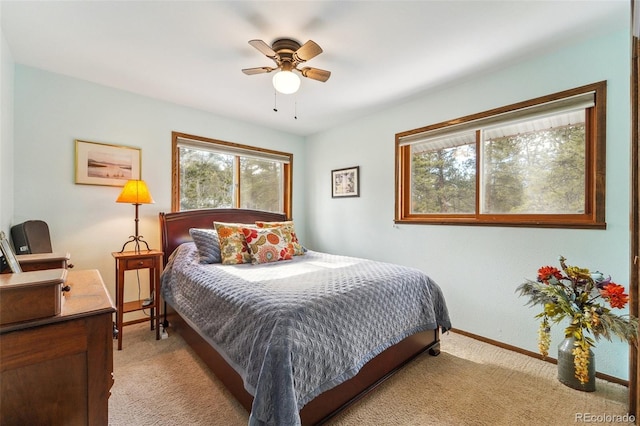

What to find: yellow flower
left=572, top=340, right=591, bottom=384
left=537, top=317, right=550, bottom=358
left=589, top=307, right=600, bottom=327
left=565, top=265, right=591, bottom=280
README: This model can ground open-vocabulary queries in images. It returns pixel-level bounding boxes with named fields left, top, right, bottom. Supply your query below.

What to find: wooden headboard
left=159, top=208, right=288, bottom=265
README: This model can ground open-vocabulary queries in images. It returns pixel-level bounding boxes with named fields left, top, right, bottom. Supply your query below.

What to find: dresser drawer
left=16, top=252, right=71, bottom=272
left=0, top=269, right=67, bottom=326
left=124, top=257, right=155, bottom=270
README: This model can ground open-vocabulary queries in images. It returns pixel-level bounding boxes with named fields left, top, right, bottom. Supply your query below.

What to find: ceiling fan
left=242, top=38, right=331, bottom=94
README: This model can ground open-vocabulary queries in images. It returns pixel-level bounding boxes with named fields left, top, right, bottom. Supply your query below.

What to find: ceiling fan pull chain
left=294, top=99, right=298, bottom=120
left=273, top=90, right=278, bottom=112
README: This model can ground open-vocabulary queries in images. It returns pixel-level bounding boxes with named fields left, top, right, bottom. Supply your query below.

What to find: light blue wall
left=305, top=27, right=632, bottom=380
left=12, top=66, right=305, bottom=306
left=0, top=28, right=14, bottom=233
left=7, top=19, right=634, bottom=380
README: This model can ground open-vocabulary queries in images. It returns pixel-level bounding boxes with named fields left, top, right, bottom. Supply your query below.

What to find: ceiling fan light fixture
left=272, top=70, right=300, bottom=94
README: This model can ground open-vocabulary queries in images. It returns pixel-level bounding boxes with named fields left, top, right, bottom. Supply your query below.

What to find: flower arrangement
left=516, top=256, right=638, bottom=384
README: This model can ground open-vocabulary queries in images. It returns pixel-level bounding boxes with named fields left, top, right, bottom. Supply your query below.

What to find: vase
left=557, top=336, right=596, bottom=392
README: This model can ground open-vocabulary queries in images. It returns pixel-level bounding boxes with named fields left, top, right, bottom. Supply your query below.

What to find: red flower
left=241, top=227, right=258, bottom=243
left=279, top=247, right=293, bottom=260
left=600, top=283, right=629, bottom=309
left=537, top=266, right=563, bottom=284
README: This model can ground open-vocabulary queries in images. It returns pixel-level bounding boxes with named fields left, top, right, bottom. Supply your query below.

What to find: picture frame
left=331, top=166, right=360, bottom=198
left=0, top=231, right=22, bottom=273
left=75, top=139, right=141, bottom=187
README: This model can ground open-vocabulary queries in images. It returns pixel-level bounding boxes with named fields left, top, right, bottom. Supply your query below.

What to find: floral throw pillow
left=255, top=221, right=304, bottom=256
left=189, top=228, right=221, bottom=264
left=213, top=222, right=252, bottom=265
left=241, top=227, right=293, bottom=264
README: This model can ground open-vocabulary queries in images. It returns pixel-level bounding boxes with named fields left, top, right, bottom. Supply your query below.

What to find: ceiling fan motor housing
left=272, top=38, right=301, bottom=65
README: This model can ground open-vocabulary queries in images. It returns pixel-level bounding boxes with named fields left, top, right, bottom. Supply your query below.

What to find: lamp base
left=119, top=235, right=151, bottom=253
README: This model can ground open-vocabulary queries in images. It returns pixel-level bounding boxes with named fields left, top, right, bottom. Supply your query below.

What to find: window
left=395, top=81, right=606, bottom=228
left=172, top=132, right=292, bottom=216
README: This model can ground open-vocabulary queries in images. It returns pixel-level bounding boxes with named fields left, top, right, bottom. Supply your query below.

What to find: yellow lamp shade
left=116, top=180, right=154, bottom=204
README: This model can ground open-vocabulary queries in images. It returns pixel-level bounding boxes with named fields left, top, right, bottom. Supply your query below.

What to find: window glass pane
left=240, top=157, right=283, bottom=212
left=481, top=111, right=586, bottom=214
left=178, top=146, right=233, bottom=210
left=410, top=138, right=476, bottom=214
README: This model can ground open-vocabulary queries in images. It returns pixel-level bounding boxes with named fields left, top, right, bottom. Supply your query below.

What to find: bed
left=159, top=208, right=450, bottom=425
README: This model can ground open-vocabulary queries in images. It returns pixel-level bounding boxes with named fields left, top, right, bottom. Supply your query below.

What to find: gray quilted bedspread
left=161, top=242, right=451, bottom=426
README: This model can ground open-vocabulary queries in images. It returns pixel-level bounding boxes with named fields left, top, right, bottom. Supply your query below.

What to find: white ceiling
left=0, top=1, right=629, bottom=136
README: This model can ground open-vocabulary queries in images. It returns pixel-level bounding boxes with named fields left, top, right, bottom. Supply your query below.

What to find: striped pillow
left=189, top=228, right=221, bottom=264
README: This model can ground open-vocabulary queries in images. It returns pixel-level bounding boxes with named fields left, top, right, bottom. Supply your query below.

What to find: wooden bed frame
left=159, top=208, right=441, bottom=425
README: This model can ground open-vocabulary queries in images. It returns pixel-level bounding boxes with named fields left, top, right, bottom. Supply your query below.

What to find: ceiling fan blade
left=242, top=66, right=275, bottom=75
left=248, top=39, right=278, bottom=59
left=293, top=40, right=323, bottom=63
left=300, top=67, right=331, bottom=82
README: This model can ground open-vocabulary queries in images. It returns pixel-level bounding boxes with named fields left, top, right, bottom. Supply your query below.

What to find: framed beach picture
left=75, top=140, right=141, bottom=187
left=331, top=166, right=360, bottom=198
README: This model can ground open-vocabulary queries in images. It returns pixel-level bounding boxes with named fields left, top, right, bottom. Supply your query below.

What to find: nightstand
left=112, top=250, right=163, bottom=350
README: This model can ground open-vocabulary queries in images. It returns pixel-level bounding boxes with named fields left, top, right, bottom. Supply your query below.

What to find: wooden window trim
left=395, top=81, right=607, bottom=229
left=171, top=131, right=293, bottom=217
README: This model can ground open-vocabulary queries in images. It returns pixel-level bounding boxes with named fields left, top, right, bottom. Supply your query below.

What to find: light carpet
left=109, top=323, right=632, bottom=425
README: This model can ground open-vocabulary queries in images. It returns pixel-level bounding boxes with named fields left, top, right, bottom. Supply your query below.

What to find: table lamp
left=116, top=179, right=154, bottom=253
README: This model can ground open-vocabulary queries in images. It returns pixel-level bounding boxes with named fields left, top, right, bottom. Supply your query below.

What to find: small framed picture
left=331, top=166, right=360, bottom=198
left=75, top=139, right=141, bottom=187
left=0, top=231, right=22, bottom=273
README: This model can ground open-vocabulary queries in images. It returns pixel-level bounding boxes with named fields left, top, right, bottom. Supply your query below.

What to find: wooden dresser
left=0, top=269, right=116, bottom=425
